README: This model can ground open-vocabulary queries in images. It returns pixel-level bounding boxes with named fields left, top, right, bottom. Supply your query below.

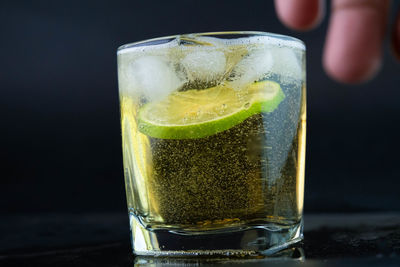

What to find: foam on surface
left=117, top=32, right=305, bottom=55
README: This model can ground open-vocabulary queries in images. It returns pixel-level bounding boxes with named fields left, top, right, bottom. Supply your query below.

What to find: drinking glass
left=117, top=31, right=306, bottom=257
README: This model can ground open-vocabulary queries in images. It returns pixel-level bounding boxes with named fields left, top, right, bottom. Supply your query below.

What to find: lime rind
left=253, top=86, right=285, bottom=113
left=138, top=81, right=285, bottom=139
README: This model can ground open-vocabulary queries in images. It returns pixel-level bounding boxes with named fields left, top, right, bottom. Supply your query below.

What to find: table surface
left=0, top=213, right=399, bottom=266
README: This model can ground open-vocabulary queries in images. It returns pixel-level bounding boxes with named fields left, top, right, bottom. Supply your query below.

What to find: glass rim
left=117, top=31, right=305, bottom=54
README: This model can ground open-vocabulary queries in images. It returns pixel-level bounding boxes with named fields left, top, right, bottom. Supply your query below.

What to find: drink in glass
left=117, top=32, right=306, bottom=257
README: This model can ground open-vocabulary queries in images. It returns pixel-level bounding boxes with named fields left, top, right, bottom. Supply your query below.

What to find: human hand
left=274, top=0, right=400, bottom=84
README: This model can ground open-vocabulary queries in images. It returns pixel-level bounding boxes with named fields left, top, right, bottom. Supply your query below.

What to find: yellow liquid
left=120, top=80, right=306, bottom=232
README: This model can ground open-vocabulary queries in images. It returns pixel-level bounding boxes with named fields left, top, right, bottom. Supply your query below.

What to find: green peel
left=138, top=80, right=285, bottom=139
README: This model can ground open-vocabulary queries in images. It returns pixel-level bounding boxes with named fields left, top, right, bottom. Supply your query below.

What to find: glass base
left=134, top=247, right=305, bottom=265
left=129, top=213, right=303, bottom=257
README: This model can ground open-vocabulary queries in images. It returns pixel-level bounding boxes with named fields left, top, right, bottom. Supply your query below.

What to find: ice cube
left=230, top=49, right=273, bottom=89
left=122, top=56, right=186, bottom=102
left=270, top=47, right=302, bottom=80
left=181, top=50, right=226, bottom=82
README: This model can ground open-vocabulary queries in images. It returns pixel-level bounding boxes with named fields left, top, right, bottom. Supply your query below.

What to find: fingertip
left=323, top=50, right=382, bottom=84
left=323, top=2, right=386, bottom=84
left=274, top=0, right=324, bottom=31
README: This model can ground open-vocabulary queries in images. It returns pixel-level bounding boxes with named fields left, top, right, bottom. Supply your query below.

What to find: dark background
left=1, top=0, right=400, bottom=215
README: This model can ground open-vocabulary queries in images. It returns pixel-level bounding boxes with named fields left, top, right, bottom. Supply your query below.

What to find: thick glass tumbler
left=117, top=32, right=306, bottom=257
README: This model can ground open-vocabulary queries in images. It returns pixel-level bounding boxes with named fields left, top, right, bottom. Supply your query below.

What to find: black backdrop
left=1, top=0, right=400, bottom=215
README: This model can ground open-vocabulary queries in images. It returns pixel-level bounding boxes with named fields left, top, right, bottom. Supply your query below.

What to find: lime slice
left=138, top=80, right=285, bottom=139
